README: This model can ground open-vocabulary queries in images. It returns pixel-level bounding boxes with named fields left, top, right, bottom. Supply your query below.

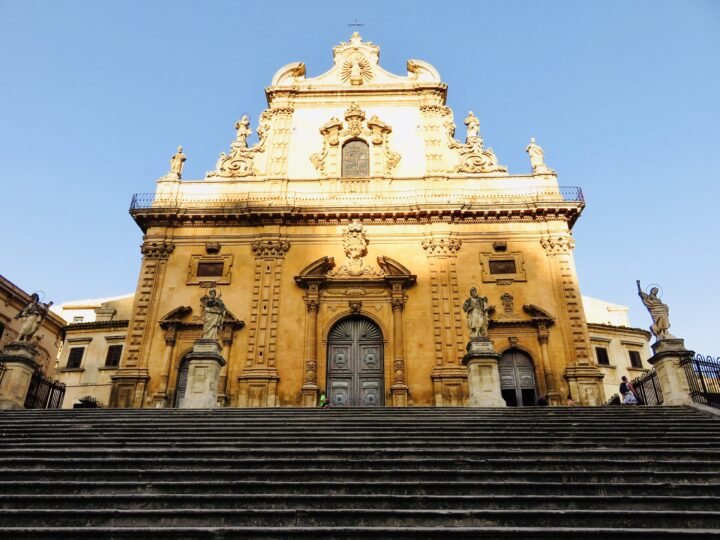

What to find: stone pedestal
left=649, top=338, right=694, bottom=406
left=179, top=339, right=226, bottom=409
left=462, top=338, right=505, bottom=407
left=0, top=342, right=40, bottom=410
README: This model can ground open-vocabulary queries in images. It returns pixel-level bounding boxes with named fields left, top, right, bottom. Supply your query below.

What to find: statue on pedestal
left=463, top=287, right=490, bottom=339
left=15, top=293, right=52, bottom=343
left=636, top=280, right=672, bottom=340
left=200, top=289, right=226, bottom=341
left=169, top=145, right=186, bottom=178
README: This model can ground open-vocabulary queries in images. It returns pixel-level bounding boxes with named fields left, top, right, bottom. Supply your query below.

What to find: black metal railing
left=24, top=370, right=65, bottom=409
left=631, top=369, right=663, bottom=406
left=130, top=186, right=585, bottom=211
left=681, top=354, right=720, bottom=409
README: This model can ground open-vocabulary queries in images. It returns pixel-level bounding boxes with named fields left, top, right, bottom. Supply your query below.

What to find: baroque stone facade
left=111, top=33, right=608, bottom=408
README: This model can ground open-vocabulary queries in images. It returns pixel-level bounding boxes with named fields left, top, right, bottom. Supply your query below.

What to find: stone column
left=462, top=339, right=505, bottom=407
left=0, top=342, right=40, bottom=410
left=390, top=296, right=409, bottom=406
left=649, top=338, right=694, bottom=406
left=179, top=339, right=226, bottom=409
left=301, top=290, right=320, bottom=407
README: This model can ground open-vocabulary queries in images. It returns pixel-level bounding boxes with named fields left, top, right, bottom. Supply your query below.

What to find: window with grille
left=105, top=345, right=123, bottom=368
left=595, top=346, right=610, bottom=365
left=66, top=347, right=85, bottom=369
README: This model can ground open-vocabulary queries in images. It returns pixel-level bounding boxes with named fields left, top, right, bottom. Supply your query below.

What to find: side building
left=583, top=296, right=652, bottom=401
left=53, top=295, right=133, bottom=407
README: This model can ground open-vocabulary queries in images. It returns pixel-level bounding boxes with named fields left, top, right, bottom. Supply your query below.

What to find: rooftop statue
left=169, top=145, right=186, bottom=178
left=526, top=137, right=554, bottom=175
left=636, top=280, right=673, bottom=340
left=200, top=289, right=226, bottom=341
left=15, top=293, right=52, bottom=343
left=234, top=115, right=252, bottom=148
left=463, top=287, right=490, bottom=339
left=464, top=111, right=480, bottom=140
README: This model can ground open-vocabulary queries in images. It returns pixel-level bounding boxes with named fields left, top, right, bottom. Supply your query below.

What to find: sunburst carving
left=329, top=317, right=382, bottom=341
left=340, top=55, right=373, bottom=84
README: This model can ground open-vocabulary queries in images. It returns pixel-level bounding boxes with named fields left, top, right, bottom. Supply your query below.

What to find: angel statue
left=463, top=287, right=490, bottom=339
left=200, top=288, right=226, bottom=341
left=15, top=293, right=53, bottom=342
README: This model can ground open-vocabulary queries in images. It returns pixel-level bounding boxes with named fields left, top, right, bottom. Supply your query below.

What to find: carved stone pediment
left=158, top=305, right=244, bottom=330
left=310, top=104, right=400, bottom=178
left=523, top=304, right=555, bottom=321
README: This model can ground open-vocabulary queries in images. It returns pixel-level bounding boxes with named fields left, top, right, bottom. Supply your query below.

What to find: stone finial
left=234, top=115, right=252, bottom=148
left=464, top=111, right=480, bottom=140
left=526, top=137, right=555, bottom=175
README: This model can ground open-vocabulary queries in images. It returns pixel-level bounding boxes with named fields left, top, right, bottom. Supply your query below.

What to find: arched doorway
left=342, top=139, right=369, bottom=177
left=327, top=316, right=384, bottom=407
left=499, top=349, right=538, bottom=407
left=173, top=354, right=191, bottom=407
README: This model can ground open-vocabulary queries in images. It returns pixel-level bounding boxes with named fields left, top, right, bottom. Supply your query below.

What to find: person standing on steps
left=319, top=392, right=330, bottom=408
left=620, top=376, right=639, bottom=405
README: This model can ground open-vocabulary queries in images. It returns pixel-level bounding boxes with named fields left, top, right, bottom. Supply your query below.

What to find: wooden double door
left=327, top=316, right=384, bottom=407
left=499, top=349, right=538, bottom=407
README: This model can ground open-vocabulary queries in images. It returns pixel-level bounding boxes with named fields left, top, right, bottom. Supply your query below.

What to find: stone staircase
left=0, top=406, right=718, bottom=538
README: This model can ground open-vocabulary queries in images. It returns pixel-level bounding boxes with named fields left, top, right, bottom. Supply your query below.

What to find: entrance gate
left=499, top=349, right=538, bottom=407
left=327, top=317, right=384, bottom=407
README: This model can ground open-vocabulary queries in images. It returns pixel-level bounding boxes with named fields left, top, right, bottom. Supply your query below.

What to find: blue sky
left=1, top=0, right=718, bottom=354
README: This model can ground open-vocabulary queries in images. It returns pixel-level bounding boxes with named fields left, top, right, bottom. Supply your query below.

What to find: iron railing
left=631, top=369, right=663, bottom=406
left=681, top=354, right=720, bottom=409
left=130, top=186, right=584, bottom=211
left=24, top=370, right=65, bottom=409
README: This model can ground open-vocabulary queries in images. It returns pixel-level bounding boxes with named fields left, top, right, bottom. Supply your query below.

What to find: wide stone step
left=1, top=493, right=718, bottom=511
left=1, top=480, right=717, bottom=497
left=0, top=467, right=715, bottom=484
left=1, top=508, right=719, bottom=529
left=5, top=457, right=717, bottom=472
left=0, top=526, right=717, bottom=539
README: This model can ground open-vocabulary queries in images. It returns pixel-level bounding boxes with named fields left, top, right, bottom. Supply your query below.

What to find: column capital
left=140, top=241, right=175, bottom=260
left=251, top=239, right=290, bottom=259
left=540, top=234, right=575, bottom=254
left=421, top=234, right=462, bottom=257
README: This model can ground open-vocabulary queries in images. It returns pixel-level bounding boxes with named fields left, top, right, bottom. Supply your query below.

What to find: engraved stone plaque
left=342, top=140, right=369, bottom=177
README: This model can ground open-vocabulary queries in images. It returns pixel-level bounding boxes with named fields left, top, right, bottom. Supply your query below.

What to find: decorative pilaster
left=301, top=286, right=321, bottom=407
left=110, top=240, right=174, bottom=408
left=541, top=233, right=605, bottom=405
left=418, top=103, right=450, bottom=174
left=151, top=322, right=178, bottom=408
left=537, top=326, right=560, bottom=405
left=390, top=290, right=409, bottom=406
left=267, top=105, right=294, bottom=177
left=422, top=234, right=467, bottom=406
left=237, top=238, right=290, bottom=407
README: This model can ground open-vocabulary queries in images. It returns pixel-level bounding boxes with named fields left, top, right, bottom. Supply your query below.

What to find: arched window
left=342, top=139, right=369, bottom=177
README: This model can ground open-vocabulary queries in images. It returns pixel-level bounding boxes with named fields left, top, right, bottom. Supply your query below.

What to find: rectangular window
left=67, top=347, right=85, bottom=369
left=197, top=262, right=225, bottom=277
left=72, top=316, right=84, bottom=323
left=629, top=350, right=643, bottom=369
left=595, top=346, right=610, bottom=365
left=105, top=345, right=123, bottom=368
left=488, top=259, right=517, bottom=275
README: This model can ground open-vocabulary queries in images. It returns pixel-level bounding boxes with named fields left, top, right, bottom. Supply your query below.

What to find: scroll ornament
left=207, top=111, right=272, bottom=178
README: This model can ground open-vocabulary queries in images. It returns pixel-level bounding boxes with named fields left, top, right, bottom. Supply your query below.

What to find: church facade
left=110, top=34, right=606, bottom=408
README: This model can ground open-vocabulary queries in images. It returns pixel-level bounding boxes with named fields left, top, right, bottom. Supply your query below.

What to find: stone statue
left=234, top=115, right=252, bottom=148
left=169, top=145, right=186, bottom=178
left=463, top=287, right=490, bottom=339
left=464, top=111, right=480, bottom=139
left=15, top=294, right=52, bottom=342
left=200, top=289, right=226, bottom=341
left=526, top=137, right=554, bottom=174
left=636, top=280, right=672, bottom=340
